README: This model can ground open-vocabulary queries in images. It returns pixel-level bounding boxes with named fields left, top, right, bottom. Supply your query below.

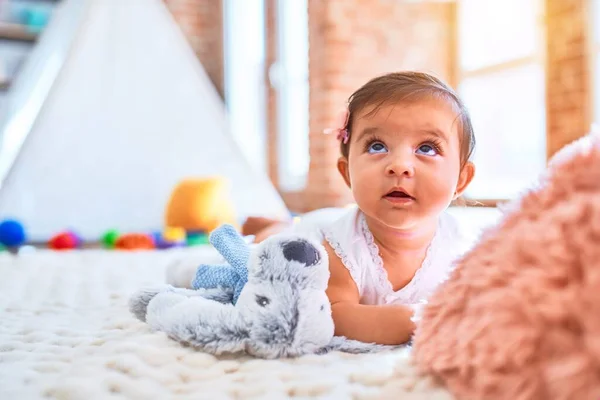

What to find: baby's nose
left=386, top=157, right=415, bottom=177
left=282, top=239, right=320, bottom=267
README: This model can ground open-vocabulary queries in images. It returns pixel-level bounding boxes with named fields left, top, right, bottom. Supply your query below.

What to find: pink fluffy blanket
left=413, top=132, right=600, bottom=400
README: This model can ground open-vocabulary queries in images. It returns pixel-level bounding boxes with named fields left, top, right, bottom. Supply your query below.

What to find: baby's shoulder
left=436, top=209, right=482, bottom=256
left=320, top=211, right=368, bottom=296
left=320, top=206, right=362, bottom=248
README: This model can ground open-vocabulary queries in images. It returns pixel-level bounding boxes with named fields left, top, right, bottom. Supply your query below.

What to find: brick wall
left=164, top=0, right=224, bottom=98
left=165, top=0, right=454, bottom=212
left=166, top=0, right=595, bottom=213
left=301, top=0, right=455, bottom=211
left=265, top=0, right=279, bottom=186
left=545, top=0, right=592, bottom=158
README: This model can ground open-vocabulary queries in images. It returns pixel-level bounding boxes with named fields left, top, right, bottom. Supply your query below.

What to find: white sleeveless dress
left=294, top=206, right=477, bottom=308
left=167, top=205, right=478, bottom=322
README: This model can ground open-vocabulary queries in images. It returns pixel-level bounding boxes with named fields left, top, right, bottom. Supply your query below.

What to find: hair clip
left=323, top=108, right=350, bottom=144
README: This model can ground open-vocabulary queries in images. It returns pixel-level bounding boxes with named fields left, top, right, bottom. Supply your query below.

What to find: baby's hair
left=342, top=71, right=476, bottom=169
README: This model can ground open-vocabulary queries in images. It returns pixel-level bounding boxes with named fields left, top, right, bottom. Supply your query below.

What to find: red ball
left=49, top=232, right=79, bottom=250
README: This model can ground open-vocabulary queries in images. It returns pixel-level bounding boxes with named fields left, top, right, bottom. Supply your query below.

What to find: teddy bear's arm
left=129, top=284, right=233, bottom=323
left=192, top=264, right=241, bottom=291
left=145, top=291, right=250, bottom=355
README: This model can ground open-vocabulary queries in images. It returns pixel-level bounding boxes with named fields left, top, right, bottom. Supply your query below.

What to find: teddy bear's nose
left=282, top=239, right=320, bottom=267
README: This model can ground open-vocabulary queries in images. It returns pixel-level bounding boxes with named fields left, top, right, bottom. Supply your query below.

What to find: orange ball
left=114, top=233, right=155, bottom=250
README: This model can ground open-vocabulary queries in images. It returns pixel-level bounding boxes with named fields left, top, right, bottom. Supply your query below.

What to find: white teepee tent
left=0, top=0, right=290, bottom=241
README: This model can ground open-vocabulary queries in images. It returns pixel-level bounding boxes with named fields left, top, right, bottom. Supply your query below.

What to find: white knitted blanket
left=0, top=248, right=453, bottom=400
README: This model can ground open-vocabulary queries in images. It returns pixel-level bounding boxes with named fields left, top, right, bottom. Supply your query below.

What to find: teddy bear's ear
left=209, top=224, right=250, bottom=275
left=251, top=234, right=330, bottom=292
left=281, top=239, right=321, bottom=267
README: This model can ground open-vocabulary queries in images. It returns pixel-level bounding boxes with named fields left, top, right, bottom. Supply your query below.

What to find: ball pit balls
left=149, top=227, right=186, bottom=249
left=102, top=229, right=120, bottom=248
left=163, top=227, right=186, bottom=243
left=114, top=233, right=155, bottom=250
left=186, top=232, right=209, bottom=246
left=49, top=231, right=80, bottom=250
left=154, top=236, right=179, bottom=249
left=0, top=219, right=26, bottom=247
left=150, top=231, right=162, bottom=246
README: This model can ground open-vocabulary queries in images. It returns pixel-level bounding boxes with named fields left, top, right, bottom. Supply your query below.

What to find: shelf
left=0, top=22, right=38, bottom=42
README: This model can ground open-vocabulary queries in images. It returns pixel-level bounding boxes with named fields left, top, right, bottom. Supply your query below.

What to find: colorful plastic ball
left=155, top=238, right=177, bottom=249
left=151, top=233, right=172, bottom=249
left=101, top=229, right=119, bottom=249
left=155, top=239, right=177, bottom=249
left=155, top=235, right=185, bottom=250
left=163, top=226, right=186, bottom=243
left=49, top=231, right=79, bottom=250
left=114, top=233, right=155, bottom=250
left=186, top=232, right=209, bottom=246
left=186, top=230, right=206, bottom=237
left=150, top=231, right=162, bottom=246
left=0, top=219, right=26, bottom=247
left=68, top=231, right=83, bottom=247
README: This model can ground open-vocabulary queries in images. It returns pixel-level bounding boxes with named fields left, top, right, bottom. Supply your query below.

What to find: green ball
left=186, top=233, right=209, bottom=246
left=101, top=229, right=119, bottom=248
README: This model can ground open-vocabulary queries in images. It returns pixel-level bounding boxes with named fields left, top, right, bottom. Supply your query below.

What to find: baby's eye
left=368, top=142, right=388, bottom=154
left=416, top=144, right=438, bottom=156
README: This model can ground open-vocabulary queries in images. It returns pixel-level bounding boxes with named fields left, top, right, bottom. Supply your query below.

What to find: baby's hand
left=408, top=301, right=427, bottom=324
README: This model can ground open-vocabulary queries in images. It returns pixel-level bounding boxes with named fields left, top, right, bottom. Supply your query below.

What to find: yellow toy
left=163, top=226, right=186, bottom=242
left=165, top=177, right=237, bottom=233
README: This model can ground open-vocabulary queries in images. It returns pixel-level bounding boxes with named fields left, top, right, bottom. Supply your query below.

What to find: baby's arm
left=324, top=241, right=416, bottom=345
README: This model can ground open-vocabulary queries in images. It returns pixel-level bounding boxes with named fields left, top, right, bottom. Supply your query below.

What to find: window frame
left=270, top=0, right=310, bottom=193
left=222, top=0, right=268, bottom=174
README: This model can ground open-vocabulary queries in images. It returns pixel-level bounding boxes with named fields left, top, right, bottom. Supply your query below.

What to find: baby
left=243, top=71, right=477, bottom=345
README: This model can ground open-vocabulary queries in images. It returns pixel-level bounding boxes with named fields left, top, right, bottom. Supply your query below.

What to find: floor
left=0, top=248, right=455, bottom=400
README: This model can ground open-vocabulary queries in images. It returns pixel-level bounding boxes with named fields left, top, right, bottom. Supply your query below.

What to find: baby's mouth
left=384, top=189, right=415, bottom=201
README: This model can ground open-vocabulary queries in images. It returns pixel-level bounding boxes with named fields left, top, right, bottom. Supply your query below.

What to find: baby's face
left=343, top=98, right=463, bottom=231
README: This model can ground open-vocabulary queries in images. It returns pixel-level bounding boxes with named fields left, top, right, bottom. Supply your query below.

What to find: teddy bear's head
left=234, top=234, right=334, bottom=357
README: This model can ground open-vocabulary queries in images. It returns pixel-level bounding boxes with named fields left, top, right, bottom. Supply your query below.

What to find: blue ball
left=0, top=219, right=26, bottom=247
left=150, top=231, right=162, bottom=246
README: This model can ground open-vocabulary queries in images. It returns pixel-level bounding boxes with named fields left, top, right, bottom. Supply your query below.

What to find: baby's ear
left=454, top=161, right=475, bottom=200
left=337, top=157, right=351, bottom=188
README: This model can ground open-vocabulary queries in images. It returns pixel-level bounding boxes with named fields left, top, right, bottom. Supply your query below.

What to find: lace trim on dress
left=323, top=228, right=362, bottom=290
left=358, top=213, right=392, bottom=295
left=358, top=212, right=443, bottom=303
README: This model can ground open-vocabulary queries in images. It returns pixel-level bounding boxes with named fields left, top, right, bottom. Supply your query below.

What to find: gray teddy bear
left=129, top=225, right=402, bottom=359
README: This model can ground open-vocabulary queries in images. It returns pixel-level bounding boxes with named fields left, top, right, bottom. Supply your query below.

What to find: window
left=223, top=0, right=267, bottom=173
left=456, top=0, right=546, bottom=201
left=271, top=0, right=309, bottom=191
left=223, top=0, right=309, bottom=190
